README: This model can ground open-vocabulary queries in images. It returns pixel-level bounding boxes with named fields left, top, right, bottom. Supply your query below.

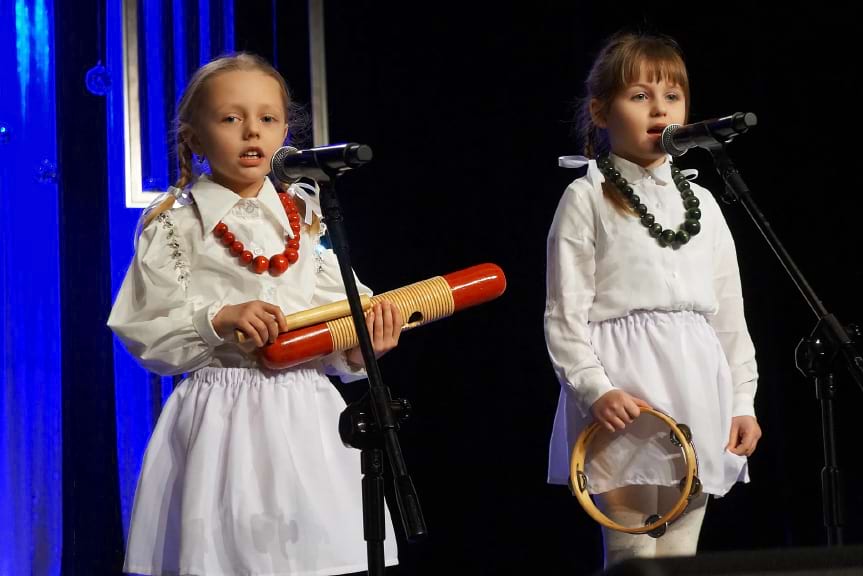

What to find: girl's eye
left=262, top=115, right=277, bottom=123
left=222, top=116, right=240, bottom=123
left=631, top=93, right=647, bottom=102
left=667, top=93, right=681, bottom=102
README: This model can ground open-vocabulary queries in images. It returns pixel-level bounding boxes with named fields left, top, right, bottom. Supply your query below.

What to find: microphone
left=271, top=143, right=373, bottom=181
left=660, top=112, right=757, bottom=157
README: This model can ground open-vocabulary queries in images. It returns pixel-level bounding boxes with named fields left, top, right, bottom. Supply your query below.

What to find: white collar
left=609, top=153, right=674, bottom=186
left=190, top=175, right=295, bottom=239
left=558, top=154, right=698, bottom=184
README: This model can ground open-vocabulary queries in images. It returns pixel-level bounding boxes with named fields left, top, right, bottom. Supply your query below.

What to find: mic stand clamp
left=795, top=331, right=844, bottom=545
left=339, top=395, right=413, bottom=574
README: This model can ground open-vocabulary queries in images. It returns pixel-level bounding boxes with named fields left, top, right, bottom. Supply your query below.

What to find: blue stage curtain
left=0, top=0, right=62, bottom=574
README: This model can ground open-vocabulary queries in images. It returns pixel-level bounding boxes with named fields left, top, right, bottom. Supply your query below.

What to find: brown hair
left=142, top=52, right=295, bottom=228
left=576, top=32, right=690, bottom=214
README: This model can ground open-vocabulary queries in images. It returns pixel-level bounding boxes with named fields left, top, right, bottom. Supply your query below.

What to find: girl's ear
left=186, top=131, right=203, bottom=156
left=282, top=124, right=289, bottom=144
left=589, top=98, right=608, bottom=129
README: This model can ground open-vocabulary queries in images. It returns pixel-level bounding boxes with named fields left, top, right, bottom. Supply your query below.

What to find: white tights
left=594, top=485, right=709, bottom=568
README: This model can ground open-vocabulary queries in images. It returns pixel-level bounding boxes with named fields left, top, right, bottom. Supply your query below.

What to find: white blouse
left=544, top=154, right=758, bottom=418
left=108, top=175, right=369, bottom=378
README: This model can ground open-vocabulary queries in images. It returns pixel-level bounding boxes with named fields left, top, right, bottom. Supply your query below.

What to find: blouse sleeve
left=544, top=181, right=615, bottom=415
left=706, top=204, right=759, bottom=418
left=311, top=244, right=374, bottom=382
left=107, top=214, right=225, bottom=376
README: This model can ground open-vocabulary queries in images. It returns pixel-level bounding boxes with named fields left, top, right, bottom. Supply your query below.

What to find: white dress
left=545, top=155, right=758, bottom=496
left=108, top=176, right=398, bottom=576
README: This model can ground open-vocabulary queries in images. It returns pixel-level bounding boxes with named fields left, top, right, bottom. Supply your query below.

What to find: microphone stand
left=305, top=164, right=427, bottom=574
left=702, top=139, right=863, bottom=546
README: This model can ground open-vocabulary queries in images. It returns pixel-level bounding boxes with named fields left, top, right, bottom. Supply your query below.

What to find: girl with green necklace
left=545, top=31, right=761, bottom=566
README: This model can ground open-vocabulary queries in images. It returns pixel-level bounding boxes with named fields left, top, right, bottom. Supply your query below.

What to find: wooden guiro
left=257, top=263, right=507, bottom=370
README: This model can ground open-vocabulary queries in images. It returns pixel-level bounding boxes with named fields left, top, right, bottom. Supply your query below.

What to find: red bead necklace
left=213, top=192, right=302, bottom=276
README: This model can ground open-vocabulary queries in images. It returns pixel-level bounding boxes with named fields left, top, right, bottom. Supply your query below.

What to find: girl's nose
left=245, top=121, right=261, bottom=138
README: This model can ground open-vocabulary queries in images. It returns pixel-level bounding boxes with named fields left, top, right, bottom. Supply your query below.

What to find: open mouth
left=240, top=148, right=264, bottom=159
left=647, top=125, right=666, bottom=135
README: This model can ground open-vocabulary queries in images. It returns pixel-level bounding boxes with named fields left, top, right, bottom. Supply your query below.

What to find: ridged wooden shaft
left=327, top=276, right=454, bottom=351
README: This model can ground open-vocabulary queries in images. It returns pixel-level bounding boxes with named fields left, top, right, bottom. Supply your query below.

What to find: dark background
left=61, top=1, right=862, bottom=573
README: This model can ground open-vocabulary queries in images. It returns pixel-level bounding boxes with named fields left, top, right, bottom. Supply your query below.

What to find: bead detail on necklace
left=597, top=156, right=702, bottom=248
left=213, top=192, right=302, bottom=276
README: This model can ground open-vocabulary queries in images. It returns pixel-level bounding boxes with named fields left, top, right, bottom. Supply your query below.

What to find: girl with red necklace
left=109, top=53, right=402, bottom=576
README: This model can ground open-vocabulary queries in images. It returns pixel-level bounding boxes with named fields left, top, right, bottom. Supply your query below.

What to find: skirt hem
left=124, top=557, right=399, bottom=576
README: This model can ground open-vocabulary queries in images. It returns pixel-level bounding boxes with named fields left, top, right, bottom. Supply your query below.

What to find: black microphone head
left=351, top=144, right=373, bottom=165
left=731, top=112, right=758, bottom=132
left=271, top=146, right=300, bottom=182
left=332, top=143, right=373, bottom=167
left=660, top=124, right=688, bottom=157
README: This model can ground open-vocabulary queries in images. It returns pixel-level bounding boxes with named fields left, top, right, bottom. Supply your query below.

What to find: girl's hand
left=590, top=390, right=652, bottom=433
left=726, top=415, right=762, bottom=457
left=345, top=301, right=404, bottom=369
left=212, top=300, right=288, bottom=347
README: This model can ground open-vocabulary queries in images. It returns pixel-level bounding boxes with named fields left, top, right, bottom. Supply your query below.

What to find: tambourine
left=569, top=407, right=702, bottom=538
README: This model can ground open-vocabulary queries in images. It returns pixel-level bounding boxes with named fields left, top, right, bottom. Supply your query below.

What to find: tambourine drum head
left=584, top=415, right=688, bottom=496
left=571, top=408, right=699, bottom=536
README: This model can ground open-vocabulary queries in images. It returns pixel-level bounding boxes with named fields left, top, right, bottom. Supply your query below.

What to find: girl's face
left=591, top=67, right=686, bottom=169
left=189, top=69, right=289, bottom=197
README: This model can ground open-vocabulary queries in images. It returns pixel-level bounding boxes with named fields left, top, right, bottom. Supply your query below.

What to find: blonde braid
left=141, top=140, right=195, bottom=229
left=175, top=138, right=195, bottom=189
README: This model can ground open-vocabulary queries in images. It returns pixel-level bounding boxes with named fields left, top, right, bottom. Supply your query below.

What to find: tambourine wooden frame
left=569, top=407, right=699, bottom=535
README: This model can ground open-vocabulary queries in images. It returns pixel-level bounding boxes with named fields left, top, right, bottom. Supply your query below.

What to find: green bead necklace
left=597, top=156, right=702, bottom=247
